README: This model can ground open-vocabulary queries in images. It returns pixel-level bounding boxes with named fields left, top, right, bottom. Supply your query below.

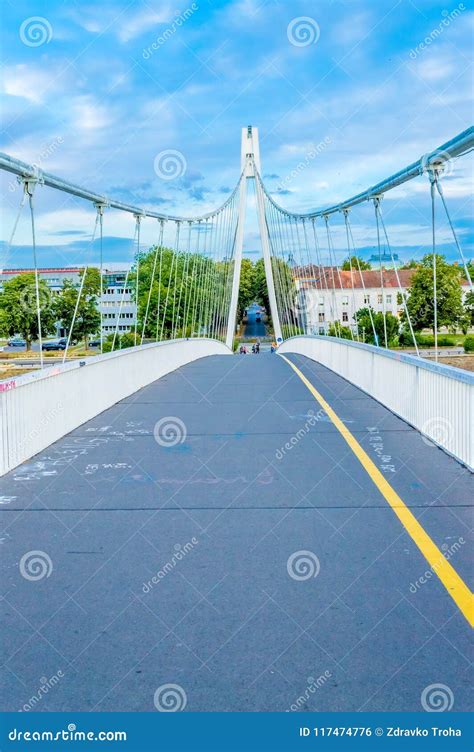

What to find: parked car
left=8, top=337, right=26, bottom=347
left=42, top=340, right=66, bottom=351
left=88, top=339, right=101, bottom=347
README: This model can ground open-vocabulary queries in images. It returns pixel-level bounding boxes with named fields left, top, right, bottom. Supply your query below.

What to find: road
left=243, top=303, right=266, bottom=339
left=0, top=353, right=472, bottom=712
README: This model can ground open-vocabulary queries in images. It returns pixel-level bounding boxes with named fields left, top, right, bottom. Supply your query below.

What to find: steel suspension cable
left=375, top=204, right=420, bottom=356
left=96, top=203, right=105, bottom=352
left=171, top=222, right=182, bottom=338
left=342, top=211, right=359, bottom=340
left=24, top=180, right=43, bottom=368
left=155, top=222, right=167, bottom=341
left=134, top=214, right=143, bottom=345
left=429, top=172, right=439, bottom=362
left=112, top=217, right=139, bottom=351
left=160, top=221, right=180, bottom=341
left=174, top=221, right=192, bottom=338
left=276, top=205, right=296, bottom=333
left=191, top=221, right=202, bottom=336
left=62, top=210, right=100, bottom=363
left=141, top=219, right=164, bottom=344
left=182, top=222, right=196, bottom=337
left=373, top=198, right=388, bottom=348
left=434, top=175, right=472, bottom=290
left=323, top=216, right=341, bottom=336
left=343, top=211, right=378, bottom=344
left=268, top=203, right=284, bottom=329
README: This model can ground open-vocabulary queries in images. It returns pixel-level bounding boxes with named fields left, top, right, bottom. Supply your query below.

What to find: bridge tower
left=225, top=126, right=283, bottom=347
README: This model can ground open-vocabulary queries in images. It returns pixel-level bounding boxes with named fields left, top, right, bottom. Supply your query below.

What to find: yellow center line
left=279, top=354, right=474, bottom=628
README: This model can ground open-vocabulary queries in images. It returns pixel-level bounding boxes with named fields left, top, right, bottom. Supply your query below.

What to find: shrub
left=399, top=332, right=457, bottom=348
left=464, top=335, right=474, bottom=353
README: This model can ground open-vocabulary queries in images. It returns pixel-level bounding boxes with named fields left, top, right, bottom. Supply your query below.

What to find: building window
left=377, top=293, right=383, bottom=304
left=342, top=312, right=348, bottom=322
left=318, top=312, right=325, bottom=322
left=364, top=294, right=370, bottom=304
left=342, top=296, right=349, bottom=305
left=386, top=294, right=392, bottom=304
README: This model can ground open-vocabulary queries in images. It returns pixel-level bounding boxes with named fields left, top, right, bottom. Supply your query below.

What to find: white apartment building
left=100, top=270, right=136, bottom=335
left=295, top=268, right=416, bottom=335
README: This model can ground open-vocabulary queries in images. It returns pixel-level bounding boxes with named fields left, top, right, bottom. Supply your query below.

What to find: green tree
left=402, top=254, right=464, bottom=333
left=133, top=245, right=230, bottom=342
left=0, top=273, right=56, bottom=349
left=54, top=268, right=101, bottom=349
left=253, top=258, right=269, bottom=312
left=399, top=259, right=421, bottom=270
left=102, top=332, right=136, bottom=352
left=341, top=255, right=371, bottom=271
left=238, top=258, right=255, bottom=318
left=354, top=307, right=399, bottom=346
left=327, top=323, right=353, bottom=339
left=460, top=260, right=474, bottom=282
left=253, top=257, right=296, bottom=334
left=464, top=290, right=474, bottom=327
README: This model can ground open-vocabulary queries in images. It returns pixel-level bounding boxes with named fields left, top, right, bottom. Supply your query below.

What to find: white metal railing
left=0, top=339, right=231, bottom=476
left=279, top=336, right=473, bottom=470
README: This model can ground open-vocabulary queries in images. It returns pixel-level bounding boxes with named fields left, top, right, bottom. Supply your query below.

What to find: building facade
left=295, top=267, right=469, bottom=335
left=0, top=267, right=136, bottom=337
left=295, top=268, right=415, bottom=335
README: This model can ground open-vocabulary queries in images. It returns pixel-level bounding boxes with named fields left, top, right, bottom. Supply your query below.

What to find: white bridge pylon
left=225, top=126, right=283, bottom=348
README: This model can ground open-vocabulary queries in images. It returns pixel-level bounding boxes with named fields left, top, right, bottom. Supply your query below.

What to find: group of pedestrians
left=239, top=340, right=260, bottom=355
left=238, top=339, right=279, bottom=354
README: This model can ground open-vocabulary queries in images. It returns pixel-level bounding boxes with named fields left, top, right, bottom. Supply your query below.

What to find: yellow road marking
left=279, top=354, right=474, bottom=627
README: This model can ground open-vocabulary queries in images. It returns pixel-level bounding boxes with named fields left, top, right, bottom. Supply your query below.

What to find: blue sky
left=1, top=0, right=472, bottom=268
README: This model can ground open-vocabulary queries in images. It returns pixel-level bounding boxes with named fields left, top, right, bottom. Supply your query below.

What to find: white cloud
left=72, top=96, right=114, bottom=130
left=117, top=7, right=174, bottom=42
left=2, top=65, right=55, bottom=104
left=68, top=4, right=176, bottom=43
left=415, top=56, right=456, bottom=82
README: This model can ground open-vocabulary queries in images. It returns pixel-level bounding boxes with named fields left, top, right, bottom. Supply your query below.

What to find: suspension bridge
left=0, top=126, right=472, bottom=713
